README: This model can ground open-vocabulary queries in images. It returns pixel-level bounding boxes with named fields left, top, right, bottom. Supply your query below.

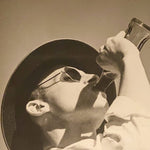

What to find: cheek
left=46, top=83, right=85, bottom=112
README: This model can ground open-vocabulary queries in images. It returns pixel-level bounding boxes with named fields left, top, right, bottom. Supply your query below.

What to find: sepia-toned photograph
left=0, top=1, right=150, bottom=150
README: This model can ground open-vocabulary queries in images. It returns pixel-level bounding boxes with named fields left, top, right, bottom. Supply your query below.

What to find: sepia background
left=0, top=0, right=150, bottom=149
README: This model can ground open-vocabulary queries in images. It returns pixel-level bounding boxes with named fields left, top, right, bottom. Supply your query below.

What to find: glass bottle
left=96, top=18, right=150, bottom=93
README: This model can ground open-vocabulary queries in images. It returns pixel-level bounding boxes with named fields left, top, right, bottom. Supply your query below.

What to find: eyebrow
left=38, top=72, right=61, bottom=86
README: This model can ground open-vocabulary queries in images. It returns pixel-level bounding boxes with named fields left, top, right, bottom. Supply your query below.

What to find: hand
left=96, top=31, right=139, bottom=74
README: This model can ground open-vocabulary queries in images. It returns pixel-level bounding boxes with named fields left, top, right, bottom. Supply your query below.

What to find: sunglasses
left=38, top=67, right=82, bottom=88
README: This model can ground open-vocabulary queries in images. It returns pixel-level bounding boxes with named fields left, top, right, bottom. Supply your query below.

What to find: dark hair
left=30, top=87, right=47, bottom=101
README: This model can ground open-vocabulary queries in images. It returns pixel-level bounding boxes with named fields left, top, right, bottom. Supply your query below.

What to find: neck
left=42, top=121, right=97, bottom=149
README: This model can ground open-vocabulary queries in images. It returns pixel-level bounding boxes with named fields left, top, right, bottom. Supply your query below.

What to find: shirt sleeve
left=101, top=96, right=150, bottom=150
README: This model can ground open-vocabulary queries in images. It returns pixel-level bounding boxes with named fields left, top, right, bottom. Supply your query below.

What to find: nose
left=82, top=74, right=100, bottom=85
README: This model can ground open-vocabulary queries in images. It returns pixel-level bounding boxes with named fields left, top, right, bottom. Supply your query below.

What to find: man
left=25, top=31, right=150, bottom=150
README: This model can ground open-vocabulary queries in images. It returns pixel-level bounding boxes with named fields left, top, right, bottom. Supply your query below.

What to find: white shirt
left=50, top=96, right=150, bottom=150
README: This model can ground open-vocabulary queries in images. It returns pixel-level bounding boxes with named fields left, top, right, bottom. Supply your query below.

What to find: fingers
left=99, top=31, right=126, bottom=54
left=116, top=31, right=126, bottom=38
left=99, top=45, right=108, bottom=54
left=106, top=37, right=114, bottom=51
left=99, top=45, right=105, bottom=53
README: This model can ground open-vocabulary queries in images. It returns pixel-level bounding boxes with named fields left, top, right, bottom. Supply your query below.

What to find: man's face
left=40, top=66, right=109, bottom=124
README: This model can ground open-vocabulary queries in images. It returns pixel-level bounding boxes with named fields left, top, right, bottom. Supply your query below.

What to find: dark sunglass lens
left=65, top=67, right=81, bottom=81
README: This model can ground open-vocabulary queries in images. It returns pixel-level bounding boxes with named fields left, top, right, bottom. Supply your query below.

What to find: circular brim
left=1, top=39, right=116, bottom=150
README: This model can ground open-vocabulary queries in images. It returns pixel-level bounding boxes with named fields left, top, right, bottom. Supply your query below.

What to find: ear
left=26, top=99, right=50, bottom=117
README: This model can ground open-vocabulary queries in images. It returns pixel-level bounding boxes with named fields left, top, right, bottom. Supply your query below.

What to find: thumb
left=116, top=31, right=126, bottom=38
